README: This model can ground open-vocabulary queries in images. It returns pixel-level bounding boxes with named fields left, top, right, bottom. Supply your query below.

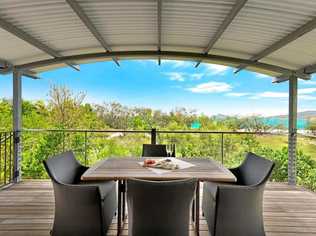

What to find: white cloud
left=188, top=81, right=232, bottom=94
left=163, top=72, right=203, bottom=82
left=164, top=72, right=185, bottom=81
left=247, top=90, right=316, bottom=100
left=191, top=73, right=203, bottom=80
left=300, top=80, right=316, bottom=85
left=250, top=92, right=288, bottom=99
left=162, top=60, right=194, bottom=68
left=253, top=72, right=272, bottom=79
left=298, top=87, right=316, bottom=95
left=299, top=95, right=316, bottom=100
left=226, top=92, right=249, bottom=97
left=202, top=64, right=229, bottom=75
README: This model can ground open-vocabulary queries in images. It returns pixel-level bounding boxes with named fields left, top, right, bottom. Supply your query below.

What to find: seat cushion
left=78, top=180, right=116, bottom=199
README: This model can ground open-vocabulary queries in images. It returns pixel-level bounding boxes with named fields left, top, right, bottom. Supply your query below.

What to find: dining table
left=81, top=157, right=237, bottom=236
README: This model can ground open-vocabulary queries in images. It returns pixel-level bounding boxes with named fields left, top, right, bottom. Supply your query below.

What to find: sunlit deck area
left=0, top=180, right=315, bottom=236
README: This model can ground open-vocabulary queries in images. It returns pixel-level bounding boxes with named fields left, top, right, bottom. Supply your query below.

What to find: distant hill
left=270, top=111, right=316, bottom=120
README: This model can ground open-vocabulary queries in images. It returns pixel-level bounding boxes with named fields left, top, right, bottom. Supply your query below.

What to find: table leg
left=117, top=180, right=122, bottom=236
left=195, top=181, right=200, bottom=236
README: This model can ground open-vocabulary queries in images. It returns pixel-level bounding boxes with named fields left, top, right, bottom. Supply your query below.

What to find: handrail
left=0, top=131, right=13, bottom=187
left=22, top=128, right=283, bottom=135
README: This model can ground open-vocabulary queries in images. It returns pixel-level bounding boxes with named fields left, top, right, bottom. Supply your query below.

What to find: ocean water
left=263, top=118, right=308, bottom=130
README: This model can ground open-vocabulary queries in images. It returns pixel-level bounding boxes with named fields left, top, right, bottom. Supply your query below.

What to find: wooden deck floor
left=0, top=180, right=316, bottom=236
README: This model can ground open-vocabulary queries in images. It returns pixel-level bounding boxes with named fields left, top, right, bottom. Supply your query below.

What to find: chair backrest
left=127, top=178, right=196, bottom=236
left=235, top=152, right=275, bottom=186
left=43, top=151, right=83, bottom=184
left=142, top=144, right=167, bottom=157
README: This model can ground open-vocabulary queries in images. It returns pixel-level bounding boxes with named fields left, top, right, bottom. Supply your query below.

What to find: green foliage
left=307, top=118, right=316, bottom=134
left=1, top=85, right=316, bottom=191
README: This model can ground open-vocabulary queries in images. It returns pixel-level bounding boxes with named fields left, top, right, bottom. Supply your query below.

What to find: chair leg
left=192, top=199, right=195, bottom=222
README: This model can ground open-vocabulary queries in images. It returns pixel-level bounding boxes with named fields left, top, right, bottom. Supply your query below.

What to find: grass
left=256, top=135, right=316, bottom=159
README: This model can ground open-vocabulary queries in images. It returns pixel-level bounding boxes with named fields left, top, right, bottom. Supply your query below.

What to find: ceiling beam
left=157, top=0, right=162, bottom=65
left=195, top=0, right=248, bottom=67
left=0, top=58, right=12, bottom=73
left=66, top=0, right=119, bottom=66
left=302, top=63, right=316, bottom=74
left=273, top=72, right=311, bottom=83
left=235, top=16, right=316, bottom=73
left=0, top=17, right=79, bottom=71
left=14, top=50, right=297, bottom=77
left=22, top=70, right=42, bottom=80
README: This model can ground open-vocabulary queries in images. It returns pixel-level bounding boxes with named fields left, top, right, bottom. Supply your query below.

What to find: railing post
left=84, top=131, right=88, bottom=166
left=151, top=128, right=157, bottom=144
left=288, top=75, right=297, bottom=185
left=62, top=130, right=65, bottom=152
left=9, top=132, right=12, bottom=182
left=13, top=69, right=22, bottom=183
left=221, top=133, right=224, bottom=164
left=4, top=133, right=7, bottom=184
left=0, top=133, right=2, bottom=184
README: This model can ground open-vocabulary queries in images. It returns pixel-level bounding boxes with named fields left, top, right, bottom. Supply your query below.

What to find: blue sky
left=0, top=60, right=315, bottom=116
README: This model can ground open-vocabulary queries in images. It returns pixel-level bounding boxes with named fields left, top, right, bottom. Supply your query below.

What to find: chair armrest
left=80, top=165, right=89, bottom=172
left=216, top=184, right=263, bottom=220
left=218, top=184, right=262, bottom=201
left=52, top=183, right=105, bottom=234
left=57, top=182, right=102, bottom=204
left=229, top=167, right=239, bottom=177
left=214, top=184, right=265, bottom=235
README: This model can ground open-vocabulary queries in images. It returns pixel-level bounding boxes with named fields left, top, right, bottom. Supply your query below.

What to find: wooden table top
left=81, top=157, right=237, bottom=182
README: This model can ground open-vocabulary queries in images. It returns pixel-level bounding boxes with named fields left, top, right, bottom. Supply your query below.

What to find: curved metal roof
left=1, top=0, right=316, bottom=81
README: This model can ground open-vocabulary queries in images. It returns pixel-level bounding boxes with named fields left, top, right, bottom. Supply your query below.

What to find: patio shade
left=0, top=0, right=315, bottom=80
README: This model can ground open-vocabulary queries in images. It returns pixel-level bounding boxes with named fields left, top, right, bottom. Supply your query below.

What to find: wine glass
left=166, top=144, right=172, bottom=157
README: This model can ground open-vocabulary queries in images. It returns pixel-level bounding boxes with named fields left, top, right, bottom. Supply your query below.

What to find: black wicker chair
left=127, top=178, right=197, bottom=236
left=142, top=144, right=167, bottom=157
left=43, top=151, right=117, bottom=236
left=202, top=152, right=275, bottom=236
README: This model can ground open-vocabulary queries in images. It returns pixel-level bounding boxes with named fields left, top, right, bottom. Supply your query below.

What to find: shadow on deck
left=0, top=180, right=316, bottom=236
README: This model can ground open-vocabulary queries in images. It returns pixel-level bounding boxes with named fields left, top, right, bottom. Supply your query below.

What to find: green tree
left=307, top=118, right=316, bottom=134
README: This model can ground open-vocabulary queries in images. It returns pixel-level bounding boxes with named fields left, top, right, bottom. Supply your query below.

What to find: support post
left=13, top=69, right=22, bottom=183
left=151, top=128, right=157, bottom=144
left=288, top=75, right=297, bottom=185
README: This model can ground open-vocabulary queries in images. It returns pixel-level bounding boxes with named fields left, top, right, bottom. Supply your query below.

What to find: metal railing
left=0, top=131, right=14, bottom=188
left=20, top=128, right=282, bottom=175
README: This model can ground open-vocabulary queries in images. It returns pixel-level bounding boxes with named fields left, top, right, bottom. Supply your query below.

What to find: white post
left=13, top=69, right=22, bottom=183
left=288, top=75, right=297, bottom=185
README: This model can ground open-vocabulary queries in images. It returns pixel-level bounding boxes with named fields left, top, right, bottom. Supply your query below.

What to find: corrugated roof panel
left=0, top=28, right=50, bottom=65
left=262, top=29, right=316, bottom=70
left=0, top=0, right=314, bottom=76
left=214, top=0, right=316, bottom=61
left=162, top=0, right=235, bottom=50
left=0, top=0, right=100, bottom=53
left=77, top=0, right=157, bottom=48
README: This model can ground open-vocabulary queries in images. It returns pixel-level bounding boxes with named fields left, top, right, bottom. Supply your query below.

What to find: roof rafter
left=22, top=70, right=42, bottom=80
left=66, top=0, right=120, bottom=67
left=157, top=0, right=162, bottom=65
left=0, top=17, right=79, bottom=71
left=235, top=16, right=316, bottom=73
left=195, top=0, right=248, bottom=68
left=15, top=50, right=296, bottom=77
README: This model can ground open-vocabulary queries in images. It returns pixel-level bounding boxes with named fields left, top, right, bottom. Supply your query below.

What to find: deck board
left=0, top=180, right=316, bottom=235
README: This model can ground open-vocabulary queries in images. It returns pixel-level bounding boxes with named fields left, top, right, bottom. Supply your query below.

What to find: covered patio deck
left=0, top=0, right=316, bottom=235
left=0, top=180, right=315, bottom=236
